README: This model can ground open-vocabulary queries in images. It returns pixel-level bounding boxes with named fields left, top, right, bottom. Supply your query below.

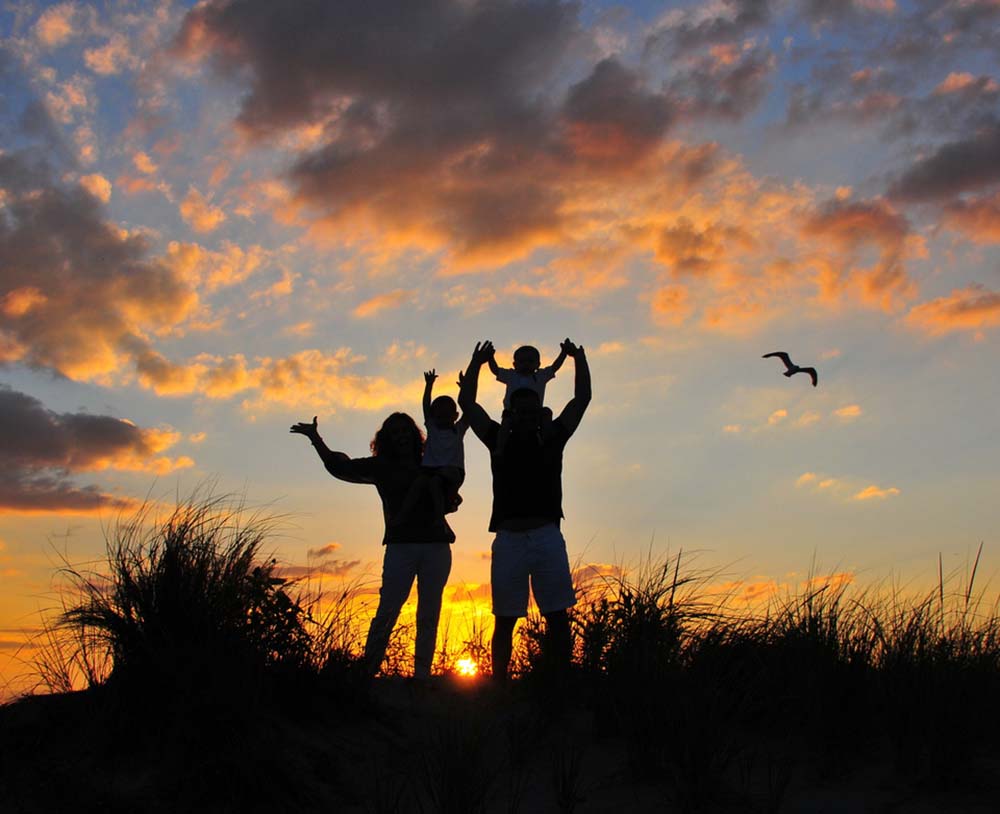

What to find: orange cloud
left=650, top=285, right=694, bottom=326
left=45, top=76, right=92, bottom=125
left=853, top=485, right=900, bottom=501
left=942, top=193, right=1000, bottom=244
left=135, top=348, right=420, bottom=414
left=767, top=408, right=787, bottom=425
left=180, top=187, right=226, bottom=233
left=801, top=571, right=855, bottom=591
left=803, top=197, right=919, bottom=313
left=84, top=33, right=135, bottom=76
left=353, top=290, right=415, bottom=318
left=166, top=240, right=266, bottom=291
left=115, top=173, right=162, bottom=196
left=655, top=217, right=754, bottom=275
left=308, top=543, right=342, bottom=558
left=2, top=288, right=47, bottom=318
left=1, top=156, right=201, bottom=383
left=35, top=3, right=83, bottom=47
left=133, top=151, right=158, bottom=175
left=79, top=173, right=112, bottom=203
left=796, top=411, right=822, bottom=427
left=283, top=321, right=315, bottom=337
left=382, top=341, right=427, bottom=364
left=905, top=285, right=1000, bottom=337
left=834, top=404, right=862, bottom=419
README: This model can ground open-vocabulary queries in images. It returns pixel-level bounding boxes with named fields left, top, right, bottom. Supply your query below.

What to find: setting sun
left=454, top=657, right=479, bottom=678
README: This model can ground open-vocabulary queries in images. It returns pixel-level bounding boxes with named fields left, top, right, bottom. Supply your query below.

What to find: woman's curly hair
left=370, top=412, right=424, bottom=464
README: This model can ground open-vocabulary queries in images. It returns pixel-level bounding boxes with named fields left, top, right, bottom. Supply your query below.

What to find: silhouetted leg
left=492, top=616, right=518, bottom=683
left=363, top=546, right=417, bottom=677
left=543, top=609, right=572, bottom=670
left=413, top=543, right=452, bottom=680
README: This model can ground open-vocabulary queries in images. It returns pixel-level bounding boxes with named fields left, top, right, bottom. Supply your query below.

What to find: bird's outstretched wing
left=798, top=367, right=818, bottom=387
left=762, top=351, right=793, bottom=370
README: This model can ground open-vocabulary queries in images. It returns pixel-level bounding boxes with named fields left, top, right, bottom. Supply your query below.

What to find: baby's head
left=430, top=395, right=459, bottom=429
left=512, top=345, right=541, bottom=375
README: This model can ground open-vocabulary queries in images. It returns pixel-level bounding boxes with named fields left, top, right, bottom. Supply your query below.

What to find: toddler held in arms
left=394, top=370, right=468, bottom=524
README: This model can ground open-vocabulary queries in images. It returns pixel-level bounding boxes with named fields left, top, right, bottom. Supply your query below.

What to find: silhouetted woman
left=290, top=413, right=454, bottom=680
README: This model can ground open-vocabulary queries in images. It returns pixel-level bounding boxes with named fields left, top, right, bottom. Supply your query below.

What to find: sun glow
left=455, top=657, right=479, bottom=677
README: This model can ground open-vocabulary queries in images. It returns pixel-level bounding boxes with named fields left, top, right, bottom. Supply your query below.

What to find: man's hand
left=560, top=338, right=581, bottom=357
left=456, top=370, right=465, bottom=388
left=424, top=369, right=438, bottom=384
left=471, top=340, right=495, bottom=366
left=290, top=416, right=319, bottom=440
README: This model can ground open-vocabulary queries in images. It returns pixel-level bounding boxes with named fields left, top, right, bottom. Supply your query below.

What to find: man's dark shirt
left=480, top=419, right=572, bottom=532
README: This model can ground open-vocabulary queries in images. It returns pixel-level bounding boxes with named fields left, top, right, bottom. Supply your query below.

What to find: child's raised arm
left=486, top=349, right=501, bottom=376
left=422, top=369, right=437, bottom=422
left=549, top=339, right=571, bottom=373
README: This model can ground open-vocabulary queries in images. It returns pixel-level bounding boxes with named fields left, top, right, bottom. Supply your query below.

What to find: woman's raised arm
left=290, top=417, right=375, bottom=484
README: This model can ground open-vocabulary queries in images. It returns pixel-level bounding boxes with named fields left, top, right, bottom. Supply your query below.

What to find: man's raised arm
left=458, top=340, right=495, bottom=441
left=556, top=341, right=591, bottom=436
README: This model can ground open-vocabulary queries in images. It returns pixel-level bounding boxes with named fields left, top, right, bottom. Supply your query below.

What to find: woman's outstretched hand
left=290, top=416, right=319, bottom=440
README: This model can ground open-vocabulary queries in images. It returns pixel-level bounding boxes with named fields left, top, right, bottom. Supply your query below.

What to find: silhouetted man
left=458, top=339, right=591, bottom=682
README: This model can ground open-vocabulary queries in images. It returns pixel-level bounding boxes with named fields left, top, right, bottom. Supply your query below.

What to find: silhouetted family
left=290, top=338, right=591, bottom=683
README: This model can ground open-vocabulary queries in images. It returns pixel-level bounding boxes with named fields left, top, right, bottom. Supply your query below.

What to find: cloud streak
left=0, top=385, right=190, bottom=514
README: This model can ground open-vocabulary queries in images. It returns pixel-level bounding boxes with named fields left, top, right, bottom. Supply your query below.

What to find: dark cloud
left=888, top=126, right=1000, bottom=202
left=800, top=0, right=883, bottom=25
left=0, top=386, right=160, bottom=470
left=645, top=0, right=772, bottom=55
left=0, top=385, right=157, bottom=513
left=561, top=58, right=674, bottom=165
left=175, top=0, right=581, bottom=138
left=307, top=542, right=341, bottom=558
left=785, top=55, right=999, bottom=143
left=669, top=45, right=775, bottom=121
left=945, top=0, right=1000, bottom=37
left=0, top=150, right=198, bottom=380
left=173, top=1, right=707, bottom=262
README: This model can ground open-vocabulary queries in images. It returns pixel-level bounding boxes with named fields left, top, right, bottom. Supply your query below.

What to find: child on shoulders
left=488, top=341, right=569, bottom=410
left=489, top=340, right=571, bottom=456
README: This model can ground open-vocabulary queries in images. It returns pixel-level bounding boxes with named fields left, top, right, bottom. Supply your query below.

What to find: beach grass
left=2, top=494, right=998, bottom=812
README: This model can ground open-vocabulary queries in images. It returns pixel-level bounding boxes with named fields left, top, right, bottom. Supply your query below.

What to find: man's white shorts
left=491, top=523, right=577, bottom=617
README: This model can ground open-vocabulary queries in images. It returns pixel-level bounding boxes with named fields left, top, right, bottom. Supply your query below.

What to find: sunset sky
left=2, top=0, right=998, bottom=694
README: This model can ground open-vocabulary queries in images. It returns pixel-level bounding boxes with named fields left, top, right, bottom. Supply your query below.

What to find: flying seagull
left=762, top=352, right=818, bottom=387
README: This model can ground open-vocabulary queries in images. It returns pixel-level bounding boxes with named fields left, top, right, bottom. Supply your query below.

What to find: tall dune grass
left=37, top=492, right=316, bottom=702
left=17, top=497, right=999, bottom=811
